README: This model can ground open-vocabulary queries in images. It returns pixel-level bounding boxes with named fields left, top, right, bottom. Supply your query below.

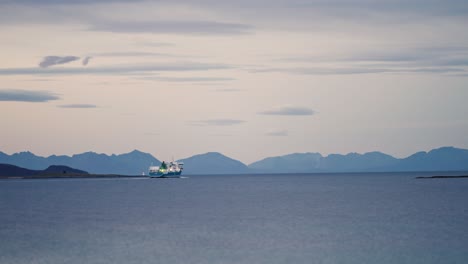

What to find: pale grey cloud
left=92, top=52, right=179, bottom=57
left=252, top=67, right=389, bottom=75
left=58, top=104, right=97, bottom=108
left=277, top=53, right=427, bottom=64
left=260, top=106, right=315, bottom=116
left=214, top=88, right=241, bottom=92
left=190, top=119, right=245, bottom=126
left=266, top=130, right=288, bottom=136
left=39, top=56, right=80, bottom=68
left=139, top=42, right=175, bottom=47
left=276, top=46, right=468, bottom=73
left=1, top=0, right=467, bottom=34
left=0, top=62, right=233, bottom=76
left=82, top=56, right=92, bottom=66
left=89, top=20, right=253, bottom=35
left=0, top=89, right=60, bottom=102
left=345, top=47, right=468, bottom=69
left=24, top=78, right=56, bottom=82
left=139, top=76, right=235, bottom=82
left=4, top=0, right=467, bottom=17
left=252, top=66, right=467, bottom=75
left=404, top=68, right=466, bottom=74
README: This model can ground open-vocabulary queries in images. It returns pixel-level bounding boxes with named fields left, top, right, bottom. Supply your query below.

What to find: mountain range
left=1, top=146, right=467, bottom=175
left=0, top=150, right=159, bottom=175
left=249, top=147, right=468, bottom=173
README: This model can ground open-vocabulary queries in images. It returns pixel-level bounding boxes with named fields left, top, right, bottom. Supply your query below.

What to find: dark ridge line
left=0, top=174, right=145, bottom=180
left=416, top=175, right=468, bottom=179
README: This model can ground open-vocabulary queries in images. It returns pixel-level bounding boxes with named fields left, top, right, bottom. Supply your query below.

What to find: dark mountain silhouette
left=1, top=146, right=467, bottom=175
left=0, top=163, right=87, bottom=177
left=42, top=165, right=88, bottom=175
left=0, top=163, right=37, bottom=177
left=180, top=152, right=249, bottom=175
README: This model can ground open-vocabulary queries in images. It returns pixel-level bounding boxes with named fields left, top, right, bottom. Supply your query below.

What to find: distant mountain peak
left=17, top=151, right=34, bottom=156
left=287, top=152, right=321, bottom=156
left=364, top=151, right=386, bottom=155
left=125, top=149, right=150, bottom=156
left=181, top=152, right=248, bottom=174
left=204, top=151, right=224, bottom=156
left=187, top=152, right=228, bottom=159
left=429, top=146, right=460, bottom=153
left=72, top=151, right=97, bottom=157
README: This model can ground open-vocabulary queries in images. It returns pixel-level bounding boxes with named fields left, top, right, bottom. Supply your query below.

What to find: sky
left=1, top=0, right=468, bottom=164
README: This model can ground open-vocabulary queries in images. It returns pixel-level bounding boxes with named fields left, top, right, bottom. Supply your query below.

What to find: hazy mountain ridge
left=249, top=147, right=468, bottom=173
left=1, top=146, right=467, bottom=175
left=0, top=150, right=159, bottom=175
left=249, top=152, right=323, bottom=173
left=180, top=152, right=250, bottom=175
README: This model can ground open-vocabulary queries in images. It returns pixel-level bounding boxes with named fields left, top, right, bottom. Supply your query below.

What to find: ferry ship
left=148, top=160, right=184, bottom=178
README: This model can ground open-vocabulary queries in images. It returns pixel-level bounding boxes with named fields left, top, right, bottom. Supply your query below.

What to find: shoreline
left=2, top=172, right=468, bottom=180
left=0, top=174, right=146, bottom=180
left=416, top=175, right=468, bottom=179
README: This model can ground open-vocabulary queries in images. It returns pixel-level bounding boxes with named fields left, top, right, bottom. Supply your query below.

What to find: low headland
left=0, top=164, right=142, bottom=179
left=415, top=175, right=468, bottom=179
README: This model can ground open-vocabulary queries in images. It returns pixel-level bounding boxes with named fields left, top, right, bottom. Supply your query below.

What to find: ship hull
left=149, top=171, right=182, bottom=178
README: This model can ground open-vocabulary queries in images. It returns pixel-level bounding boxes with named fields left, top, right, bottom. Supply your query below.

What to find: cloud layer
left=266, top=130, right=288, bottom=136
left=139, top=77, right=235, bottom=82
left=82, top=56, right=92, bottom=66
left=268, top=46, right=468, bottom=76
left=190, top=119, right=245, bottom=126
left=58, top=104, right=97, bottom=108
left=259, top=106, right=315, bottom=116
left=89, top=20, right=253, bottom=35
left=0, top=62, right=233, bottom=76
left=0, top=89, right=60, bottom=102
left=39, top=56, right=80, bottom=68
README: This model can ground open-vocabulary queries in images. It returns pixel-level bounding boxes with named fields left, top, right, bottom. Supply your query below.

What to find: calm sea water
left=1, top=172, right=468, bottom=264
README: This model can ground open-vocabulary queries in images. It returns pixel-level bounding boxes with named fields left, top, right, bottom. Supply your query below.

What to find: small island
left=0, top=163, right=141, bottom=179
left=416, top=175, right=468, bottom=179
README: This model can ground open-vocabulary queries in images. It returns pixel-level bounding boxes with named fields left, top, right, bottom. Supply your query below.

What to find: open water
left=1, top=172, right=468, bottom=264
